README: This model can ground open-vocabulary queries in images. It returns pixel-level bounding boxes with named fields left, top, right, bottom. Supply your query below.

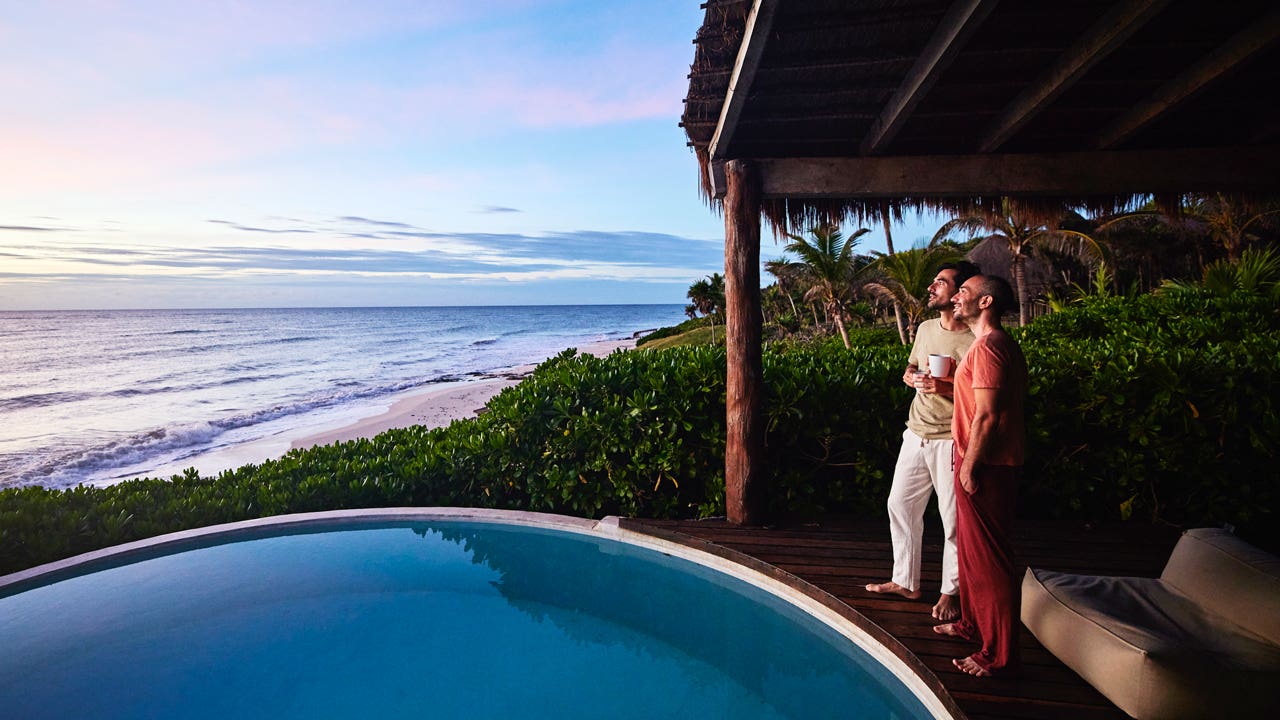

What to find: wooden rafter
left=978, top=0, right=1169, bottom=153
left=708, top=0, right=779, bottom=161
left=1095, top=8, right=1280, bottom=150
left=859, top=0, right=999, bottom=156
left=753, top=146, right=1280, bottom=198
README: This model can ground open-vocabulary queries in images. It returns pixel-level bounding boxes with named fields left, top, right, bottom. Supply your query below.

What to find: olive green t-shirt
left=905, top=318, right=974, bottom=440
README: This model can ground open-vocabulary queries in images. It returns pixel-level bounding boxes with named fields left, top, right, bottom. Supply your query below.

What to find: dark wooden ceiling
left=682, top=0, right=1280, bottom=220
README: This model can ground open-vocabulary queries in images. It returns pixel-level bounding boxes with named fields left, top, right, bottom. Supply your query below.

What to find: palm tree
left=763, top=259, right=802, bottom=318
left=781, top=224, right=871, bottom=348
left=1180, top=193, right=1280, bottom=262
left=1162, top=246, right=1280, bottom=301
left=877, top=200, right=909, bottom=344
left=686, top=273, right=726, bottom=343
left=862, top=243, right=964, bottom=343
left=936, top=201, right=1103, bottom=326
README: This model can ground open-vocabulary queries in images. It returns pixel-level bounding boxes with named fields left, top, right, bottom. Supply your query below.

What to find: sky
left=1, top=1, right=940, bottom=310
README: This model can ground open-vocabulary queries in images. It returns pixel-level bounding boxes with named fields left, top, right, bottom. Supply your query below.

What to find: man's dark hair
left=976, top=275, right=1017, bottom=316
left=939, top=260, right=980, bottom=288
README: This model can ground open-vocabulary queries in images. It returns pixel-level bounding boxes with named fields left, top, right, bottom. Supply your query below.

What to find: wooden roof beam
left=1095, top=8, right=1280, bottom=150
left=859, top=0, right=998, bottom=156
left=708, top=0, right=779, bottom=161
left=753, top=146, right=1280, bottom=198
left=978, top=0, right=1169, bottom=154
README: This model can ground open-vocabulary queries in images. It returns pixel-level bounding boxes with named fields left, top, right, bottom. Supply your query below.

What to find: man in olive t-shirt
left=866, top=262, right=977, bottom=622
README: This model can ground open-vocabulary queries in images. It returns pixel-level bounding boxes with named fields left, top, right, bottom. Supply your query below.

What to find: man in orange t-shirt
left=933, top=274, right=1027, bottom=678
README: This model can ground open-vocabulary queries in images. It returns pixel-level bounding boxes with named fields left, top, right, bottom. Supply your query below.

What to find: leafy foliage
left=779, top=224, right=872, bottom=348
left=1016, top=290, right=1278, bottom=537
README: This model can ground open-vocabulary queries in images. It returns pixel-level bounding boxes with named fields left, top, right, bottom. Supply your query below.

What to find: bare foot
left=932, top=593, right=959, bottom=622
left=864, top=581, right=922, bottom=600
left=932, top=622, right=963, bottom=637
left=953, top=655, right=992, bottom=677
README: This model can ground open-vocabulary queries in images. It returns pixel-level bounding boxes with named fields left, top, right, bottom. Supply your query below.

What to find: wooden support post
left=723, top=159, right=765, bottom=525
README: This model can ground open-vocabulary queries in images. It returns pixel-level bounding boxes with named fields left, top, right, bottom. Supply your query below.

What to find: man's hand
left=903, top=365, right=919, bottom=388
left=959, top=462, right=978, bottom=494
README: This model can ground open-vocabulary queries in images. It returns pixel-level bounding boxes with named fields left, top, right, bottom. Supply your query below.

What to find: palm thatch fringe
left=755, top=195, right=1158, bottom=238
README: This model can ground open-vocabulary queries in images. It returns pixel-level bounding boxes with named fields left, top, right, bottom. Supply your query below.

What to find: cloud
left=338, top=216, right=416, bottom=228
left=1, top=223, right=723, bottom=289
left=207, top=220, right=316, bottom=235
left=478, top=206, right=522, bottom=214
left=0, top=225, right=62, bottom=232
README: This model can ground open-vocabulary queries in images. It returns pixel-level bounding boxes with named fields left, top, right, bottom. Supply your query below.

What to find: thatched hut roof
left=964, top=235, right=1054, bottom=298
left=682, top=0, right=1280, bottom=232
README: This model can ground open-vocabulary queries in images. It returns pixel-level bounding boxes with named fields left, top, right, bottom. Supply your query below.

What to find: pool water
left=0, top=520, right=933, bottom=719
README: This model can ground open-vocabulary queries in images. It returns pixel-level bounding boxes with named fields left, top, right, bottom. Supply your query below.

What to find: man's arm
left=958, top=387, right=999, bottom=494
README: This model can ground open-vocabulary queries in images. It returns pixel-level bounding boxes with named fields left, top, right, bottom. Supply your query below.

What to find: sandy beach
left=289, top=337, right=637, bottom=450
left=100, top=336, right=644, bottom=485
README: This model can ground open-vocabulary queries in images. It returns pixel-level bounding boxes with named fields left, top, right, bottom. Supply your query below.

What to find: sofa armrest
left=1161, top=528, right=1280, bottom=644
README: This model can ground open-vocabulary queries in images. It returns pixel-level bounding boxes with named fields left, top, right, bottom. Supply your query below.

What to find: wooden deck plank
left=628, top=516, right=1181, bottom=720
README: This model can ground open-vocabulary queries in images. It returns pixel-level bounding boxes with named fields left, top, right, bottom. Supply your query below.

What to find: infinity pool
left=0, top=512, right=939, bottom=719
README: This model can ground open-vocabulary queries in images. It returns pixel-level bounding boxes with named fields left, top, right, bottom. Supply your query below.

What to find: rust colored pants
left=952, top=449, right=1021, bottom=675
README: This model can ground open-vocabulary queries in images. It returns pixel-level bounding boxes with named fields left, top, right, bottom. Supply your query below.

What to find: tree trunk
left=833, top=305, right=851, bottom=349
left=1012, top=251, right=1030, bottom=327
left=879, top=201, right=897, bottom=254
left=723, top=160, right=765, bottom=526
left=881, top=203, right=909, bottom=344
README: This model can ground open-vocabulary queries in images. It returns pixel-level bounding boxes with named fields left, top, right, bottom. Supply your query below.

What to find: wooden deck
left=625, top=516, right=1182, bottom=720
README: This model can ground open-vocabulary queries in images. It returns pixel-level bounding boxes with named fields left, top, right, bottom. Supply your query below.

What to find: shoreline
left=94, top=337, right=640, bottom=485
left=286, top=337, right=638, bottom=451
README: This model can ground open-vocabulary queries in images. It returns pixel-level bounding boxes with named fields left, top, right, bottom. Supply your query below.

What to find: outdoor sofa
left=1021, top=527, right=1280, bottom=719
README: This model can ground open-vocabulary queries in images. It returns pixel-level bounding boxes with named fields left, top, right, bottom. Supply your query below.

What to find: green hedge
left=2, top=289, right=1277, bottom=575
left=1017, top=290, right=1279, bottom=533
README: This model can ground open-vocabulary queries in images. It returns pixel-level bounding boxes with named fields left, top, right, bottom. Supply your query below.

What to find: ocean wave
left=268, top=336, right=320, bottom=345
left=470, top=338, right=499, bottom=346
left=9, top=375, right=470, bottom=487
left=95, top=372, right=297, bottom=400
left=0, top=390, right=91, bottom=412
left=17, top=423, right=227, bottom=487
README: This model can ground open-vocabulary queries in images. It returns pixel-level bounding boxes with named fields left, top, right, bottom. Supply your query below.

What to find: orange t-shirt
left=952, top=330, right=1027, bottom=466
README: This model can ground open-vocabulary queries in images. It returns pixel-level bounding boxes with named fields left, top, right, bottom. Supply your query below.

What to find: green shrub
left=635, top=316, right=710, bottom=346
left=1017, top=290, right=1279, bottom=537
left=640, top=326, right=720, bottom=349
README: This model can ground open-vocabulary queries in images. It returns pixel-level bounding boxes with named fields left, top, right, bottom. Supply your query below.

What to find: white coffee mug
left=928, top=353, right=952, bottom=378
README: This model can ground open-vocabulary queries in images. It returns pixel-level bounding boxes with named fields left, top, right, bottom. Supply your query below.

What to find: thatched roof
left=964, top=236, right=1054, bottom=297
left=682, top=0, right=1280, bottom=232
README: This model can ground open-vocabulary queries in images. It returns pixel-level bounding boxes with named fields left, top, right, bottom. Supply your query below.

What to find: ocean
left=1, top=305, right=686, bottom=490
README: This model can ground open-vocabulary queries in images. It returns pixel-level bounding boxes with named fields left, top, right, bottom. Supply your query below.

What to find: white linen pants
left=886, top=428, right=958, bottom=595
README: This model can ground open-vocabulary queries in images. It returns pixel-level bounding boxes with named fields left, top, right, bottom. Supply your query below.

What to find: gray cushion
left=1021, top=529, right=1280, bottom=719
left=1161, top=528, right=1280, bottom=645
